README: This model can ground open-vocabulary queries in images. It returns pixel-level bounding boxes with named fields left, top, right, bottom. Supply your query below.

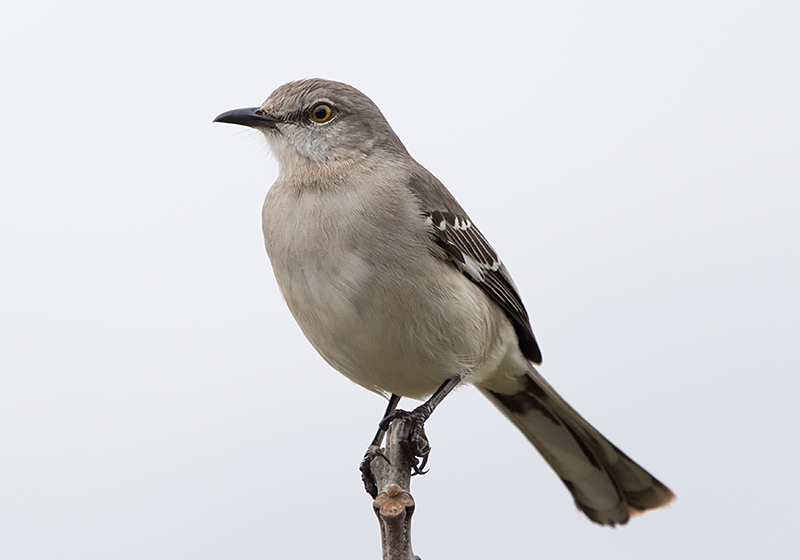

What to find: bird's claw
left=362, top=406, right=434, bottom=496
left=360, top=445, right=390, bottom=498
left=380, top=409, right=432, bottom=476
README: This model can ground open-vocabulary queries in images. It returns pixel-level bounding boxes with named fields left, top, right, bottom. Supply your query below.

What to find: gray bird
left=214, top=78, right=674, bottom=526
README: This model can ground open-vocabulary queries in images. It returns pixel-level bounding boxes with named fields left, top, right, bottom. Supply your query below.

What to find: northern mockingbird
left=214, top=78, right=674, bottom=526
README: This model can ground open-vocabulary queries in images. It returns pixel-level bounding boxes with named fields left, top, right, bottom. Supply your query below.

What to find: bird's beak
left=213, top=107, right=280, bottom=129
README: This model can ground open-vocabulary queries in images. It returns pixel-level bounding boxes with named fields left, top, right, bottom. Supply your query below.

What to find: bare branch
left=369, top=416, right=422, bottom=560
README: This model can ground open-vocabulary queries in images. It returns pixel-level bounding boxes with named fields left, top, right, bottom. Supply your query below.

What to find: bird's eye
left=310, top=103, right=333, bottom=123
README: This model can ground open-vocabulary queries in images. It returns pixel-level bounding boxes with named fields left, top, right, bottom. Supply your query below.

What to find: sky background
left=2, top=1, right=799, bottom=558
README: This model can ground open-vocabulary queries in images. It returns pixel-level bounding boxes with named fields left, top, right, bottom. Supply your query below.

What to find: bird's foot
left=379, top=408, right=432, bottom=476
left=360, top=407, right=433, bottom=497
left=360, top=445, right=390, bottom=498
left=360, top=381, right=458, bottom=497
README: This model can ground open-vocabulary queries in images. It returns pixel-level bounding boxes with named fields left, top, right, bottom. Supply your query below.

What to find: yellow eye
left=310, top=103, right=333, bottom=123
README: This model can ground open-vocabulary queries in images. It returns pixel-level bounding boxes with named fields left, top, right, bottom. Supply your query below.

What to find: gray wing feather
left=408, top=168, right=542, bottom=364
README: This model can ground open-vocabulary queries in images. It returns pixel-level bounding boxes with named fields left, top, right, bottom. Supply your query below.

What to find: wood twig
left=369, top=416, right=423, bottom=560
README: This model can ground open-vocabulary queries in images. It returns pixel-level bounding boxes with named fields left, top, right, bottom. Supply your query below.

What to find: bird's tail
left=480, top=369, right=674, bottom=526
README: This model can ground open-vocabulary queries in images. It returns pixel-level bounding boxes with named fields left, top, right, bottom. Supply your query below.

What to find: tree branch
left=368, top=416, right=423, bottom=560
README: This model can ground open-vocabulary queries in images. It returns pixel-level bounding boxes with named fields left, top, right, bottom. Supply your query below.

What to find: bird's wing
left=408, top=169, right=542, bottom=364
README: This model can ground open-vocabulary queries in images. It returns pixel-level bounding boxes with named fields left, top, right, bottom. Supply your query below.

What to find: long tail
left=480, top=369, right=675, bottom=526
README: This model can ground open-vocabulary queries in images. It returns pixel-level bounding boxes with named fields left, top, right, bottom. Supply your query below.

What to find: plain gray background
left=2, top=1, right=798, bottom=558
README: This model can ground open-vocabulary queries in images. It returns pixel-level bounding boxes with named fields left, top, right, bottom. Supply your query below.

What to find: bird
left=214, top=78, right=674, bottom=526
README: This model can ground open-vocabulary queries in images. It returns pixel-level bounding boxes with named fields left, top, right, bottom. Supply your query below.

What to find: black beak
left=213, top=107, right=279, bottom=129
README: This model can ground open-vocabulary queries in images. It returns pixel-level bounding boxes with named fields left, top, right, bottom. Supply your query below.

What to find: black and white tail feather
left=411, top=167, right=674, bottom=526
left=482, top=374, right=675, bottom=526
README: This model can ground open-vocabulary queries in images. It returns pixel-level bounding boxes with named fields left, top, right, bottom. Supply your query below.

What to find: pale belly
left=272, top=248, right=516, bottom=399
left=261, top=178, right=527, bottom=399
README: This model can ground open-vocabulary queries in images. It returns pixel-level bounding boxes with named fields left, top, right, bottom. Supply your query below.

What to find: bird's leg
left=379, top=375, right=462, bottom=476
left=360, top=393, right=402, bottom=498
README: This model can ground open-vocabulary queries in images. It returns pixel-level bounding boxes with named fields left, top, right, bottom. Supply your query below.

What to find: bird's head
left=215, top=79, right=407, bottom=176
